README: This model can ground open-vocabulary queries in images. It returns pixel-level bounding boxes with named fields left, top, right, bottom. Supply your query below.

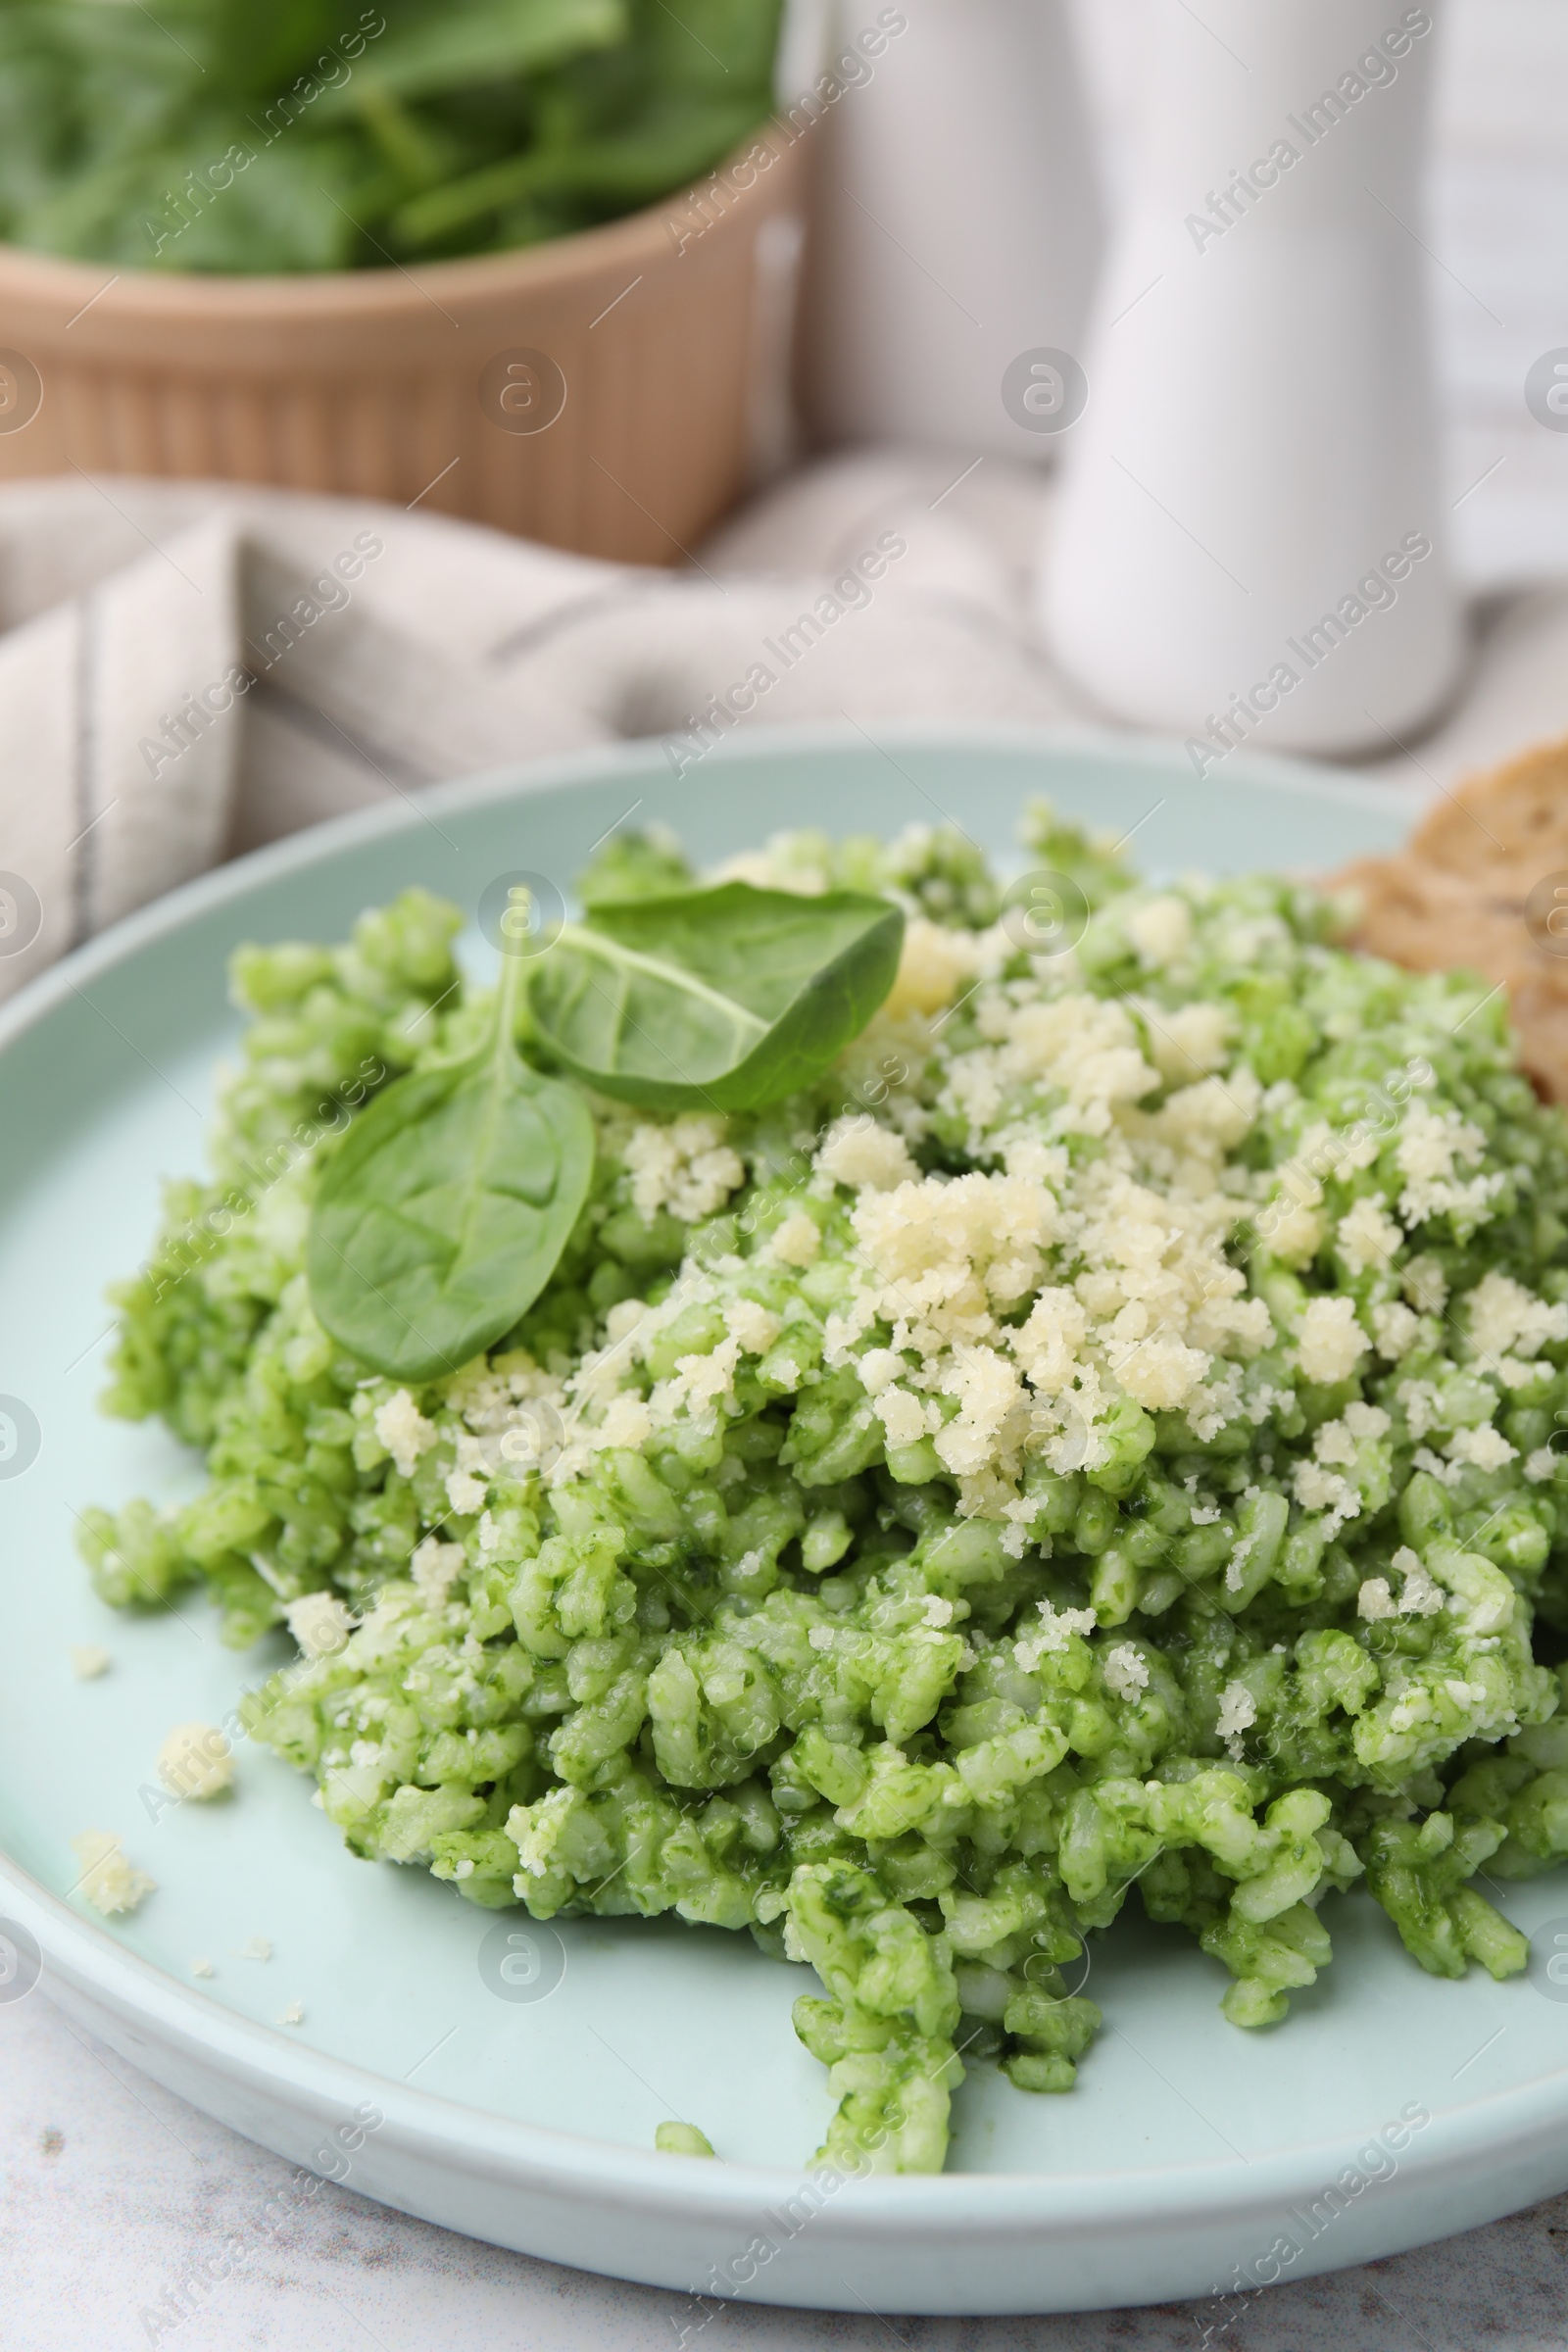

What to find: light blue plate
left=2, top=725, right=1565, bottom=2316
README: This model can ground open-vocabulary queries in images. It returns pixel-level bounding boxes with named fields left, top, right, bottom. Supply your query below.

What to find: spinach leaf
left=308, top=927, right=594, bottom=1383
left=321, top=0, right=626, bottom=105
left=525, top=883, right=905, bottom=1111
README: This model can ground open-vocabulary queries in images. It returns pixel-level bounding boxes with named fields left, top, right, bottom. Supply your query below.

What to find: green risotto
left=82, top=806, right=1568, bottom=2175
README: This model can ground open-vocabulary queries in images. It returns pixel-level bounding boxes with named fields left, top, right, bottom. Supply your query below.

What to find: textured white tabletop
left=8, top=4, right=1568, bottom=2346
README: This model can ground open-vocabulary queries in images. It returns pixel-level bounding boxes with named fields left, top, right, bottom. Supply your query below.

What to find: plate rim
left=0, top=718, right=1409, bottom=1069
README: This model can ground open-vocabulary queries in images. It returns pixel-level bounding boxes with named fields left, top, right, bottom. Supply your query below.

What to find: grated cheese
left=71, top=1830, right=155, bottom=1916
left=156, top=1721, right=234, bottom=1801
left=373, top=1388, right=436, bottom=1477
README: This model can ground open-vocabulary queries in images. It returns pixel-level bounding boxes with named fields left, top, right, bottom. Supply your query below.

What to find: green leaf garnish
left=307, top=918, right=594, bottom=1383
left=525, top=882, right=906, bottom=1111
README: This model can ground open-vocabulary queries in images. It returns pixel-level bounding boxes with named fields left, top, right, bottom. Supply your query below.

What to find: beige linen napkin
left=0, top=459, right=1067, bottom=1002
left=1, top=456, right=1565, bottom=1005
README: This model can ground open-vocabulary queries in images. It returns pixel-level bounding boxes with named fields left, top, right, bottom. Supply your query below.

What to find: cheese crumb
left=1117, top=1333, right=1210, bottom=1413
left=590, top=1393, right=656, bottom=1453
left=285, top=1591, right=357, bottom=1658
left=1445, top=1424, right=1516, bottom=1473
left=1337, top=1198, right=1402, bottom=1278
left=1012, top=1288, right=1088, bottom=1393
left=922, top=1595, right=955, bottom=1628
left=883, top=917, right=979, bottom=1017
left=71, top=1831, right=156, bottom=1917
left=1315, top=1412, right=1359, bottom=1465
left=1224, top=1535, right=1255, bottom=1592
left=1371, top=1300, right=1419, bottom=1360
left=1215, top=1681, right=1257, bottom=1739
left=445, top=1466, right=488, bottom=1516
left=191, top=1958, right=215, bottom=1979
left=605, top=1298, right=649, bottom=1349
left=156, top=1721, right=234, bottom=1801
left=935, top=1344, right=1024, bottom=1478
left=873, top=1387, right=930, bottom=1449
left=1391, top=1547, right=1446, bottom=1616
left=412, top=1537, right=466, bottom=1606
left=1126, top=895, right=1193, bottom=968
left=816, top=1116, right=918, bottom=1194
left=1465, top=1270, right=1568, bottom=1364
left=373, top=1388, right=436, bottom=1477
left=669, top=1334, right=742, bottom=1415
left=238, top=1935, right=271, bottom=1961
left=1149, top=1002, right=1232, bottom=1084
left=1296, top=1296, right=1370, bottom=1386
left=1357, top=1577, right=1396, bottom=1621
left=1402, top=1256, right=1448, bottom=1316
left=1267, top=1199, right=1325, bottom=1268
left=769, top=1212, right=821, bottom=1267
left=1103, top=1644, right=1150, bottom=1700
left=1014, top=1598, right=1097, bottom=1670
left=1292, top=1458, right=1360, bottom=1535
left=278, top=2002, right=305, bottom=2027
left=69, top=1645, right=111, bottom=1680
left=729, top=1298, right=782, bottom=1355
left=624, top=1114, right=744, bottom=1224
left=1396, top=1105, right=1498, bottom=1230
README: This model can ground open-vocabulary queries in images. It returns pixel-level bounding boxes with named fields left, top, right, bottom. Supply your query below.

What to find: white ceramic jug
left=795, top=0, right=1104, bottom=457
left=1041, top=0, right=1464, bottom=761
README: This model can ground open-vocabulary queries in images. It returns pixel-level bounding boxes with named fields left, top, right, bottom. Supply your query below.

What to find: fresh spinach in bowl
left=0, top=0, right=783, bottom=272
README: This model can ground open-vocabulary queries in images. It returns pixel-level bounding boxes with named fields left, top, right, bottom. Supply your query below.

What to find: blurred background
left=2, top=0, right=1566, bottom=977
left=3, top=0, right=1559, bottom=577
left=1076, top=0, right=1565, bottom=588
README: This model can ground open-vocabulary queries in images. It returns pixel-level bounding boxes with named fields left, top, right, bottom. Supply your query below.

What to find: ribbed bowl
left=0, top=127, right=806, bottom=563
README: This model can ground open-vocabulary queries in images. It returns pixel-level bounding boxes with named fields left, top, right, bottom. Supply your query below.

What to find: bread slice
left=1335, top=733, right=1568, bottom=1098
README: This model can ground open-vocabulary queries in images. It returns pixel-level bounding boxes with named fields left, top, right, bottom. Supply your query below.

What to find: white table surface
left=8, top=3, right=1568, bottom=2344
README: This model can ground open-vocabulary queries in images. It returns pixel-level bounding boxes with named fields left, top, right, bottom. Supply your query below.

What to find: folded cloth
left=0, top=454, right=1073, bottom=1002
left=1, top=453, right=1566, bottom=1004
